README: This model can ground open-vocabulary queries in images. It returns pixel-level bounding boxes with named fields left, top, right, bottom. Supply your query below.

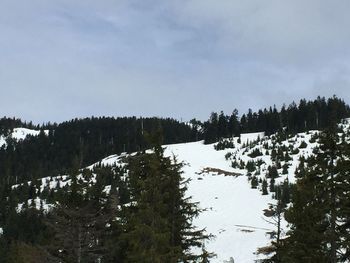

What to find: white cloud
left=0, top=0, right=349, bottom=123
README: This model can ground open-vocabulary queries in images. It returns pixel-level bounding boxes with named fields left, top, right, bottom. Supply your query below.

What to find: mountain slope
left=164, top=141, right=273, bottom=262
left=3, top=119, right=350, bottom=262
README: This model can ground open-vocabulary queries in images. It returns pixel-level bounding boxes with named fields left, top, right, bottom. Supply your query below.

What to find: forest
left=0, top=95, right=349, bottom=262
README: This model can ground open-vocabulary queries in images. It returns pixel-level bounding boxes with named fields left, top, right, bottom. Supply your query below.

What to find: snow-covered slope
left=8, top=131, right=321, bottom=262
left=164, top=141, right=273, bottom=262
left=85, top=139, right=276, bottom=261
left=0, top=128, right=49, bottom=147
left=5, top=119, right=350, bottom=262
left=240, top=132, right=265, bottom=144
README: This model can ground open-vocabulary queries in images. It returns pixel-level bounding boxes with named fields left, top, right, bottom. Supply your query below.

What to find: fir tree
left=281, top=127, right=350, bottom=262
left=262, top=179, right=268, bottom=195
left=122, top=132, right=210, bottom=262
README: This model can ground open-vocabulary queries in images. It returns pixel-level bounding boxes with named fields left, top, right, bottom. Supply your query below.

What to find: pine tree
left=281, top=126, right=350, bottom=262
left=122, top=133, right=209, bottom=262
left=262, top=179, right=268, bottom=195
left=44, top=169, right=115, bottom=263
left=251, top=176, right=259, bottom=189
left=282, top=163, right=289, bottom=175
left=262, top=194, right=284, bottom=262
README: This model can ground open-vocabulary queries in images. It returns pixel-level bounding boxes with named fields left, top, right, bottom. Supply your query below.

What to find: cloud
left=171, top=1, right=350, bottom=65
left=0, top=0, right=349, bottom=123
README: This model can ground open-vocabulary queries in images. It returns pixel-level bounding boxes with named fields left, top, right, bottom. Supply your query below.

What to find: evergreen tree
left=122, top=133, right=209, bottom=262
left=262, top=179, right=268, bottom=195
left=281, top=127, right=350, bottom=262
left=262, top=191, right=285, bottom=262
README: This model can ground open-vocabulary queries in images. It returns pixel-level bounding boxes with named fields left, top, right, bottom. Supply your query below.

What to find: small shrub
left=299, top=141, right=308, bottom=149
left=231, top=160, right=239, bottom=168
left=251, top=176, right=258, bottom=189
left=246, top=160, right=256, bottom=172
left=309, top=134, right=318, bottom=143
left=214, top=138, right=235, bottom=150
left=225, top=152, right=233, bottom=160
left=282, top=163, right=289, bottom=174
left=248, top=148, right=263, bottom=158
left=291, top=148, right=300, bottom=155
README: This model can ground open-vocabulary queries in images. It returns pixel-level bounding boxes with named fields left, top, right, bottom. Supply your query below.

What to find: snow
left=225, top=131, right=320, bottom=185
left=86, top=153, right=128, bottom=169
left=17, top=197, right=54, bottom=213
left=12, top=128, right=41, bottom=140
left=162, top=129, right=324, bottom=262
left=8, top=124, right=350, bottom=262
left=0, top=137, right=6, bottom=147
left=7, top=130, right=321, bottom=262
left=164, top=141, right=273, bottom=262
left=240, top=132, right=265, bottom=144
left=0, top=127, right=49, bottom=148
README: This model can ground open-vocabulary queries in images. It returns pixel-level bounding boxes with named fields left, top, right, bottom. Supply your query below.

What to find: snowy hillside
left=0, top=128, right=48, bottom=147
left=161, top=123, right=348, bottom=262
left=68, top=138, right=278, bottom=261
left=83, top=129, right=325, bottom=262
left=83, top=129, right=327, bottom=262
left=164, top=141, right=273, bottom=262
left=4, top=119, right=350, bottom=262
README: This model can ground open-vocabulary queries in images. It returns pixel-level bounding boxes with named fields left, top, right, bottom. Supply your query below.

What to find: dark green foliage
left=251, top=176, right=259, bottom=189
left=298, top=141, right=308, bottom=149
left=0, top=117, right=196, bottom=186
left=276, top=161, right=282, bottom=170
left=122, top=138, right=210, bottom=262
left=1, top=141, right=208, bottom=262
left=0, top=117, right=36, bottom=136
left=261, top=181, right=293, bottom=262
left=280, top=128, right=350, bottom=262
left=2, top=207, right=48, bottom=245
left=231, top=160, right=239, bottom=168
left=267, top=166, right=279, bottom=179
left=203, top=112, right=219, bottom=144
left=282, top=163, right=289, bottom=175
left=270, top=149, right=277, bottom=161
left=203, top=96, right=350, bottom=143
left=262, top=179, right=268, bottom=195
left=309, top=133, right=318, bottom=143
left=269, top=177, right=275, bottom=193
left=256, top=159, right=265, bottom=168
left=45, top=201, right=111, bottom=262
left=248, top=148, right=263, bottom=158
left=224, top=152, right=233, bottom=160
left=291, top=147, right=300, bottom=155
left=239, top=160, right=245, bottom=169
left=214, top=138, right=235, bottom=151
left=204, top=111, right=240, bottom=144
left=1, top=241, right=58, bottom=263
left=284, top=151, right=292, bottom=162
left=246, top=160, right=256, bottom=173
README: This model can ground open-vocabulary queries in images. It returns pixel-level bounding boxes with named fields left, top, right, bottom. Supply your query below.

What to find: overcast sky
left=1, top=0, right=350, bottom=123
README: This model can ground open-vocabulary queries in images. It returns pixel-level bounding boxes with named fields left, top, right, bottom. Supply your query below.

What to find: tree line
left=0, top=96, right=348, bottom=187
left=0, top=95, right=350, bottom=262
left=0, top=117, right=195, bottom=186
left=202, top=96, right=350, bottom=143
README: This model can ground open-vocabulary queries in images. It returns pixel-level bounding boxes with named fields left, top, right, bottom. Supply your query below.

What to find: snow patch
left=164, top=141, right=273, bottom=262
left=0, top=127, right=49, bottom=148
left=241, top=132, right=265, bottom=144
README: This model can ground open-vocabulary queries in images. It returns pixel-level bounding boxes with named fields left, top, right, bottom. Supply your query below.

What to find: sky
left=1, top=0, right=350, bottom=124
